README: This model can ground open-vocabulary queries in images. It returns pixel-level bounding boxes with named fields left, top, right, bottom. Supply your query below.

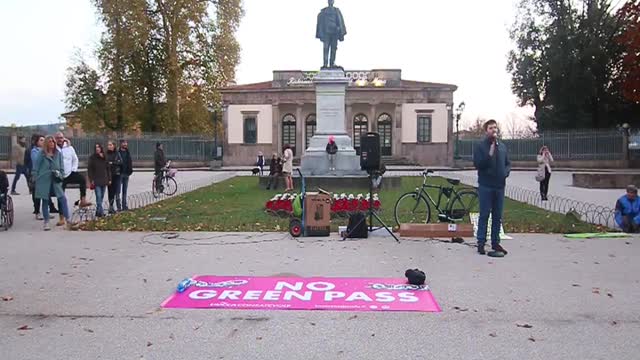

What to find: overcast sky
left=0, top=0, right=534, bottom=129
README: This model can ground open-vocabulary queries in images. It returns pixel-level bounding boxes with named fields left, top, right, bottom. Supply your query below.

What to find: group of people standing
left=262, top=144, right=294, bottom=191
left=10, top=133, right=134, bottom=230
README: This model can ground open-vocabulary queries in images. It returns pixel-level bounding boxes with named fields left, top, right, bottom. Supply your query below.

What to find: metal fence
left=0, top=135, right=10, bottom=161
left=458, top=130, right=625, bottom=161
left=0, top=133, right=222, bottom=163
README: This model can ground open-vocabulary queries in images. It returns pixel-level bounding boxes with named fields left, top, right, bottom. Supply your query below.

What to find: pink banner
left=162, top=276, right=441, bottom=312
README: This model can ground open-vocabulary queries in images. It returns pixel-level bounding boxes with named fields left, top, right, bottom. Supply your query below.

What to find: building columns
left=394, top=103, right=403, bottom=157
left=346, top=104, right=353, bottom=139
left=369, top=103, right=378, bottom=132
left=295, top=103, right=303, bottom=156
left=272, top=103, right=280, bottom=154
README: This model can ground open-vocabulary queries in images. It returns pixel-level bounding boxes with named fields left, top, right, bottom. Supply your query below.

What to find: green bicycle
left=394, top=170, right=479, bottom=226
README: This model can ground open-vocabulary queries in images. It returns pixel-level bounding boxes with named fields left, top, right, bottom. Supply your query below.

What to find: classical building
left=221, top=69, right=457, bottom=166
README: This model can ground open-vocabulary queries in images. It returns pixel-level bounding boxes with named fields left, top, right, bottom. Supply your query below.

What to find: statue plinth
left=302, top=69, right=363, bottom=176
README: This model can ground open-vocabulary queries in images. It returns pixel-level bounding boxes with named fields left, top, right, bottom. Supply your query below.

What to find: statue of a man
left=316, top=0, right=347, bottom=69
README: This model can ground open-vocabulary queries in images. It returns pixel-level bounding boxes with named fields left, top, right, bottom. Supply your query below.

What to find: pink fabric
left=162, top=276, right=441, bottom=312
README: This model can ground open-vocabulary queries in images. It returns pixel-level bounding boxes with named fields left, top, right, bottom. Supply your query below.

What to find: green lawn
left=84, top=176, right=599, bottom=233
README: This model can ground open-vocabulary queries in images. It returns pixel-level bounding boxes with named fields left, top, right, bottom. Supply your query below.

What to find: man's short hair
left=483, top=119, right=498, bottom=131
left=627, top=185, right=638, bottom=194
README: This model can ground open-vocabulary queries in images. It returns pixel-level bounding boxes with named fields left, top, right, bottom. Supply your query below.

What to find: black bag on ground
left=346, top=213, right=368, bottom=238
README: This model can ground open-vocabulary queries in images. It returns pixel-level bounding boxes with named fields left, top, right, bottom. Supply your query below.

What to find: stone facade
left=221, top=69, right=457, bottom=167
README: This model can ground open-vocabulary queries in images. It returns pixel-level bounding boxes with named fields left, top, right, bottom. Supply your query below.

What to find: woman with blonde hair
left=33, top=136, right=70, bottom=230
left=536, top=145, right=554, bottom=201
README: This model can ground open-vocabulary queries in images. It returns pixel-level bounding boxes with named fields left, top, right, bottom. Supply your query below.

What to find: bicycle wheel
left=394, top=192, right=432, bottom=226
left=448, top=190, right=479, bottom=223
left=163, top=177, right=178, bottom=196
left=6, top=196, right=13, bottom=229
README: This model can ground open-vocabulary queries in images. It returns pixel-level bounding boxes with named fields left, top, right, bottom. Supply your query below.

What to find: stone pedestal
left=302, top=69, right=363, bottom=176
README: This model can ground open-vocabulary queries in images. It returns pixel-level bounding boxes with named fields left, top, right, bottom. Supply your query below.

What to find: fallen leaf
left=607, top=293, right=614, bottom=298
left=371, top=333, right=375, bottom=337
left=194, top=324, right=201, bottom=331
left=572, top=284, right=581, bottom=287
left=592, top=288, right=601, bottom=295
left=143, top=279, right=147, bottom=283
left=516, top=323, right=533, bottom=329
left=489, top=333, right=497, bottom=338
left=83, top=328, right=94, bottom=333
left=256, top=337, right=263, bottom=340
left=453, top=306, right=469, bottom=312
left=310, top=322, right=316, bottom=326
left=147, top=341, right=152, bottom=347
left=528, top=337, right=536, bottom=342
left=611, top=321, right=618, bottom=326
left=348, top=315, right=358, bottom=320
left=1, top=296, right=13, bottom=301
left=17, top=325, right=33, bottom=331
left=169, top=333, right=175, bottom=340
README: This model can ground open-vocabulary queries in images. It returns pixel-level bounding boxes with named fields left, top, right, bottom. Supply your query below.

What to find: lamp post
left=454, top=102, right=465, bottom=160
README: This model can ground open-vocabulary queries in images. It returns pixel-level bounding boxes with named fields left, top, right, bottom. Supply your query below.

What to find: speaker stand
left=342, top=172, right=400, bottom=243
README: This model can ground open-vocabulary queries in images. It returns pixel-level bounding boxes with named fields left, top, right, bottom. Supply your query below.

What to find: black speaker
left=360, top=132, right=380, bottom=171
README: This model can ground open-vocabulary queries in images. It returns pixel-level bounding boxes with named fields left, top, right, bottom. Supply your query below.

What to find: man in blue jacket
left=615, top=185, right=640, bottom=233
left=473, top=120, right=511, bottom=257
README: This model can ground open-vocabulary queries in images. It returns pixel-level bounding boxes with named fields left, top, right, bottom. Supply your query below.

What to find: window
left=353, top=113, right=369, bottom=152
left=377, top=113, right=393, bottom=156
left=417, top=115, right=432, bottom=143
left=282, top=114, right=297, bottom=155
left=305, top=114, right=317, bottom=149
left=243, top=116, right=257, bottom=144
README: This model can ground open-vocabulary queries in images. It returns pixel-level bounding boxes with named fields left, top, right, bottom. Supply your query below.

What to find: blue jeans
left=121, top=175, right=130, bottom=209
left=11, top=164, right=28, bottom=192
left=42, top=195, right=70, bottom=223
left=477, top=185, right=505, bottom=248
left=95, top=186, right=106, bottom=216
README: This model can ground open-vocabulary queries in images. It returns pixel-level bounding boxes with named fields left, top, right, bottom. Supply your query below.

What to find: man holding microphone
left=473, top=120, right=511, bottom=257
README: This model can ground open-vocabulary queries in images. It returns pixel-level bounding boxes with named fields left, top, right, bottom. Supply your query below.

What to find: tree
left=507, top=0, right=637, bottom=130
left=64, top=0, right=244, bottom=134
left=616, top=1, right=640, bottom=104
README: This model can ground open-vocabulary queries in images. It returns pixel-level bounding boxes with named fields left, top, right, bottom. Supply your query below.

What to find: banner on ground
left=470, top=213, right=513, bottom=240
left=162, top=276, right=441, bottom=312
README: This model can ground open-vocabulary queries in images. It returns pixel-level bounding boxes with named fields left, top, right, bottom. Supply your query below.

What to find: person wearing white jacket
left=54, top=133, right=91, bottom=209
left=536, top=146, right=554, bottom=201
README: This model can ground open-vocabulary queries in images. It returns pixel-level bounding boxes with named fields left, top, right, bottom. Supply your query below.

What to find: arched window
left=282, top=114, right=296, bottom=155
left=353, top=113, right=368, bottom=154
left=377, top=113, right=393, bottom=156
left=305, top=114, right=317, bottom=150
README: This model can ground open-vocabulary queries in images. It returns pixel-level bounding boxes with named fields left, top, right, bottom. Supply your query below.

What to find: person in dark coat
left=106, top=141, right=123, bottom=214
left=154, top=142, right=167, bottom=192
left=0, top=170, right=8, bottom=209
left=326, top=135, right=338, bottom=171
left=119, top=140, right=133, bottom=210
left=88, top=143, right=111, bottom=217
left=266, top=153, right=281, bottom=190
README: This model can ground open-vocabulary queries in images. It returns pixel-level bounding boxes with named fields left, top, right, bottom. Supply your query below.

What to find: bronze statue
left=316, top=0, right=347, bottom=69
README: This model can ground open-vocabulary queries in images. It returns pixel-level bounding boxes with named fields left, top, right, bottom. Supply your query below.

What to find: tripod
left=342, top=171, right=400, bottom=243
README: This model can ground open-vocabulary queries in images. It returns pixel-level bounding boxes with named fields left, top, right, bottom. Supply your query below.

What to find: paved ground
left=0, top=231, right=638, bottom=359
left=5, top=171, right=237, bottom=233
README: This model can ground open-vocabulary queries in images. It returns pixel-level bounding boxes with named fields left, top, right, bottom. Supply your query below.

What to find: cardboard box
left=304, top=193, right=331, bottom=236
left=399, top=223, right=474, bottom=238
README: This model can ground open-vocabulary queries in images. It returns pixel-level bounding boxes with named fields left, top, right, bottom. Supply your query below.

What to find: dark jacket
left=615, top=195, right=640, bottom=227
left=326, top=142, right=338, bottom=155
left=24, top=146, right=35, bottom=174
left=106, top=150, right=123, bottom=177
left=119, top=148, right=133, bottom=176
left=0, top=170, right=8, bottom=194
left=154, top=149, right=166, bottom=172
left=88, top=153, right=111, bottom=187
left=473, top=137, right=511, bottom=188
left=316, top=6, right=347, bottom=42
left=268, top=158, right=278, bottom=176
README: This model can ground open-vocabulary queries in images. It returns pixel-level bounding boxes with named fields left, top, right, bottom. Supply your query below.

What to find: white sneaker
left=43, top=223, right=51, bottom=231
left=36, top=214, right=43, bottom=220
